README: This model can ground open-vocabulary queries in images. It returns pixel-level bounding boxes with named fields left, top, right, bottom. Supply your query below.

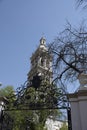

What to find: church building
left=27, top=37, right=53, bottom=84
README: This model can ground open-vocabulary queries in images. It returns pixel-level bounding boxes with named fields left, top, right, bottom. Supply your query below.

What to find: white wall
left=45, top=118, right=64, bottom=130
left=69, top=89, right=87, bottom=130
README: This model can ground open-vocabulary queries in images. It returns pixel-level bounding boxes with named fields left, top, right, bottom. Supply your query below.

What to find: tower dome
left=39, top=37, right=47, bottom=50
left=40, top=37, right=46, bottom=45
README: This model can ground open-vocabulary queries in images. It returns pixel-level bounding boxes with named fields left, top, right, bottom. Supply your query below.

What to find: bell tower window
left=41, top=58, right=44, bottom=66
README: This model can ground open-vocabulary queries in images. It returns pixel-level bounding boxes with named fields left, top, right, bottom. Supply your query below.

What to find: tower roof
left=40, top=37, right=46, bottom=45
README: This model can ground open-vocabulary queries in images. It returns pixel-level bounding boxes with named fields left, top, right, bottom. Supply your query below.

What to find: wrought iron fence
left=0, top=74, right=72, bottom=130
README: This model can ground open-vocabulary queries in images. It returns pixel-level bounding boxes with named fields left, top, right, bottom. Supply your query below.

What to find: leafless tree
left=76, top=0, right=87, bottom=8
left=48, top=23, right=87, bottom=91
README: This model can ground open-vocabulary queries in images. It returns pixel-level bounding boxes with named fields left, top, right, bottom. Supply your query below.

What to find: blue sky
left=0, top=0, right=87, bottom=89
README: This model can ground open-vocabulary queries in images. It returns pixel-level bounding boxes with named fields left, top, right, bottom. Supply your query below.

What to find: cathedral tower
left=27, top=37, right=53, bottom=83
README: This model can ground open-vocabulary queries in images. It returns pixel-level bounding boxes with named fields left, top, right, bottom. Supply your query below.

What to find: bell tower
left=27, top=37, right=53, bottom=83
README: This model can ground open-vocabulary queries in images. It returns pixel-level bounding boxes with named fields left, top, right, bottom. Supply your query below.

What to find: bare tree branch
left=76, top=0, right=87, bottom=8
left=48, top=23, right=87, bottom=91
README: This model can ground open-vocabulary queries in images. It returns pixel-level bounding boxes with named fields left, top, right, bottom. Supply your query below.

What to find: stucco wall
left=68, top=89, right=87, bottom=130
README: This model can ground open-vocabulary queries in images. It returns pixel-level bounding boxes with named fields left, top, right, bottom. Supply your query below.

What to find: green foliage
left=0, top=86, right=15, bottom=108
left=0, top=86, right=14, bottom=97
left=60, top=123, right=68, bottom=130
left=0, top=84, right=63, bottom=130
left=24, top=81, right=60, bottom=110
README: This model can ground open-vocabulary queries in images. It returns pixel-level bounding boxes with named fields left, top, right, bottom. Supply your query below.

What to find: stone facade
left=27, top=37, right=53, bottom=83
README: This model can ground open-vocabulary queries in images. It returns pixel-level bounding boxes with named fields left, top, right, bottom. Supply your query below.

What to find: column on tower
left=38, top=56, right=41, bottom=66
